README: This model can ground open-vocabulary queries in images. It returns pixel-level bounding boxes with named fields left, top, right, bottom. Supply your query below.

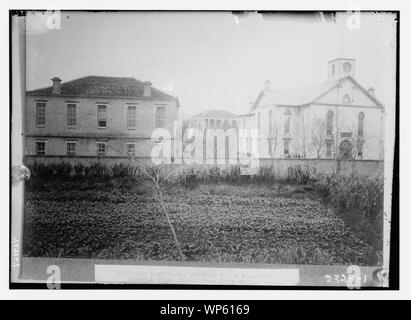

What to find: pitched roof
left=252, top=78, right=341, bottom=109
left=190, top=109, right=237, bottom=119
left=251, top=76, right=384, bottom=109
left=26, top=76, right=178, bottom=101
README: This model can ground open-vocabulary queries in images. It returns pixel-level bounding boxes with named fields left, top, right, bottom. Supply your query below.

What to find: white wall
left=242, top=77, right=384, bottom=160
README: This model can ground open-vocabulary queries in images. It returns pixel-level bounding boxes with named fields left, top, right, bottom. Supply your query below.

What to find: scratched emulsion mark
left=231, top=11, right=337, bottom=25
left=11, top=165, right=31, bottom=186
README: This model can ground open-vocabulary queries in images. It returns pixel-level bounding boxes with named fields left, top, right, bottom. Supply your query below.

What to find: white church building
left=238, top=57, right=385, bottom=160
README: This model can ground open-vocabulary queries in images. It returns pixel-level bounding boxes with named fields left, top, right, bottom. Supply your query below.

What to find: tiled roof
left=191, top=109, right=237, bottom=119
left=26, top=76, right=178, bottom=101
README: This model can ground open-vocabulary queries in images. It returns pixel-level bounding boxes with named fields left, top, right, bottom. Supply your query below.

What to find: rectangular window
left=269, top=112, right=273, bottom=136
left=268, top=139, right=273, bottom=155
left=246, top=137, right=252, bottom=154
left=326, top=141, right=332, bottom=157
left=326, top=111, right=333, bottom=136
left=67, top=142, right=77, bottom=156
left=358, top=113, right=365, bottom=137
left=127, top=105, right=137, bottom=129
left=126, top=143, right=135, bottom=156
left=97, top=142, right=106, bottom=156
left=67, top=104, right=77, bottom=127
left=156, top=106, right=165, bottom=128
left=98, top=105, right=107, bottom=128
left=284, top=111, right=291, bottom=135
left=326, top=125, right=332, bottom=136
left=284, top=140, right=290, bottom=156
left=36, top=103, right=46, bottom=126
left=36, top=141, right=45, bottom=155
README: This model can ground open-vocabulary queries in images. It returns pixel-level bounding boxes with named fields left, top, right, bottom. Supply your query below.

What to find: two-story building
left=185, top=110, right=238, bottom=164
left=187, top=109, right=237, bottom=132
left=25, top=76, right=180, bottom=164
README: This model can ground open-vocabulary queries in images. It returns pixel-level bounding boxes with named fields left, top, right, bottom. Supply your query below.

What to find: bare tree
left=292, top=107, right=309, bottom=158
left=105, top=141, right=186, bottom=261
left=304, top=111, right=379, bottom=175
left=309, top=118, right=328, bottom=159
left=330, top=112, right=379, bottom=175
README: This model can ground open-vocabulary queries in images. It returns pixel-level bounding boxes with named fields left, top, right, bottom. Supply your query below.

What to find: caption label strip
left=95, top=265, right=300, bottom=286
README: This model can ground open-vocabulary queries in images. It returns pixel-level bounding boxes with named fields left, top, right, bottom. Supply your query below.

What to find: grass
left=314, top=173, right=384, bottom=264
left=23, top=162, right=384, bottom=265
left=24, top=181, right=373, bottom=265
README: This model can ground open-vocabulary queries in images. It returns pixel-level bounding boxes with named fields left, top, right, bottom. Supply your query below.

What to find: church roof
left=251, top=76, right=384, bottom=110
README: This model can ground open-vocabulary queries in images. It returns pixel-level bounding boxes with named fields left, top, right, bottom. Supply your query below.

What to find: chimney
left=51, top=77, right=61, bottom=94
left=264, top=79, right=271, bottom=91
left=143, top=81, right=152, bottom=97
left=368, top=87, right=375, bottom=96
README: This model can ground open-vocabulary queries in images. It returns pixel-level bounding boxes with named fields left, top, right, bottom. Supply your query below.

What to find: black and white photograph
left=9, top=8, right=400, bottom=293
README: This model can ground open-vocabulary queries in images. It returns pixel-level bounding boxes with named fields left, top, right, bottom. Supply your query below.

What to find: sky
left=25, top=11, right=397, bottom=118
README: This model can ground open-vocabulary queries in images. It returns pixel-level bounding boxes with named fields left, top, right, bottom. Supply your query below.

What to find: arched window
left=210, top=119, right=215, bottom=129
left=357, top=141, right=364, bottom=159
left=269, top=110, right=273, bottom=136
left=284, top=110, right=291, bottom=135
left=205, top=119, right=209, bottom=128
left=232, top=120, right=236, bottom=128
left=342, top=94, right=352, bottom=104
left=216, top=119, right=221, bottom=128
left=223, top=119, right=229, bottom=130
left=358, top=112, right=364, bottom=136
left=284, top=139, right=290, bottom=157
left=326, top=110, right=333, bottom=136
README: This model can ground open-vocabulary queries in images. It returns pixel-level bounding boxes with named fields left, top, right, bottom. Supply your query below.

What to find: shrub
left=111, top=163, right=133, bottom=178
left=176, top=165, right=282, bottom=186
left=315, top=174, right=384, bottom=220
left=84, top=163, right=112, bottom=179
left=27, top=162, right=321, bottom=188
left=314, top=173, right=384, bottom=263
left=286, top=164, right=317, bottom=184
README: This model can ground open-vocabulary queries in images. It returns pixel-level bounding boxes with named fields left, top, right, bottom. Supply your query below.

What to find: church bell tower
left=327, top=58, right=356, bottom=82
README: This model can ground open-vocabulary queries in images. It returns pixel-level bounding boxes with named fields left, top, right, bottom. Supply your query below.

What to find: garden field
left=23, top=181, right=375, bottom=265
